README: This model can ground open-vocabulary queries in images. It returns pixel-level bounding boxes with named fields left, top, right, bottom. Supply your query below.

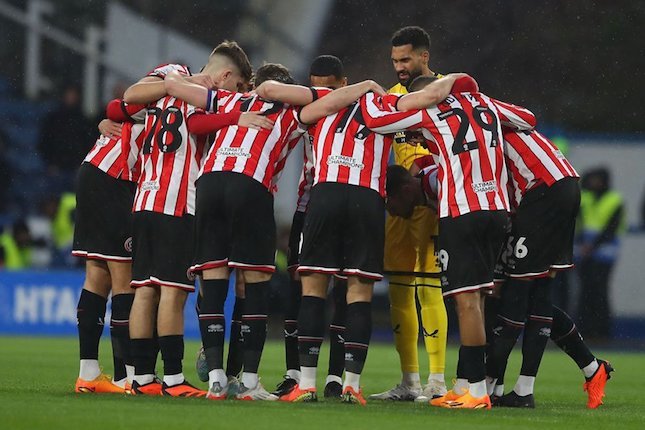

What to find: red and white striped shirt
left=312, top=93, right=417, bottom=197
left=503, top=129, right=579, bottom=208
left=133, top=95, right=207, bottom=216
left=84, top=122, right=146, bottom=182
left=133, top=63, right=208, bottom=216
left=362, top=92, right=536, bottom=217
left=200, top=89, right=321, bottom=191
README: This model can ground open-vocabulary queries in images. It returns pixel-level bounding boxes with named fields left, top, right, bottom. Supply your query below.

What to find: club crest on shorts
left=124, top=237, right=133, bottom=253
left=186, top=268, right=196, bottom=281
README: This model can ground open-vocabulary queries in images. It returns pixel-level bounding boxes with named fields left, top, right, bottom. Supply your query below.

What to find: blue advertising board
left=0, top=270, right=236, bottom=338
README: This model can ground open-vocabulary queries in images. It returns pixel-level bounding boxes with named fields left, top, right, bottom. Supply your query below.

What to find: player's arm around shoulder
left=396, top=73, right=471, bottom=111
left=254, top=80, right=317, bottom=107
left=164, top=71, right=213, bottom=110
left=298, top=80, right=385, bottom=125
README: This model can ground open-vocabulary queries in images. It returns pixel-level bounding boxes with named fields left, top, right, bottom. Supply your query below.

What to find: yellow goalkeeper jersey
left=388, top=74, right=442, bottom=169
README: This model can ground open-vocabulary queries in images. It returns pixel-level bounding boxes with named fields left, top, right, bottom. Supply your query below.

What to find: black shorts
left=287, top=210, right=306, bottom=272
left=438, top=210, right=508, bottom=297
left=131, top=211, right=195, bottom=291
left=191, top=171, right=276, bottom=273
left=501, top=177, right=580, bottom=279
left=72, top=162, right=136, bottom=261
left=298, top=182, right=385, bottom=280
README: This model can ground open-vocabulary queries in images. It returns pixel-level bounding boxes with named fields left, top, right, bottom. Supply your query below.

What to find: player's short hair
left=391, top=26, right=431, bottom=51
left=309, top=55, right=344, bottom=79
left=408, top=75, right=439, bottom=92
left=386, top=165, right=413, bottom=197
left=210, top=40, right=253, bottom=82
left=254, top=63, right=295, bottom=86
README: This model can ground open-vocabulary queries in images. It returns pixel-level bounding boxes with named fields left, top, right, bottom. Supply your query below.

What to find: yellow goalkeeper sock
left=416, top=280, right=447, bottom=376
left=388, top=277, right=419, bottom=374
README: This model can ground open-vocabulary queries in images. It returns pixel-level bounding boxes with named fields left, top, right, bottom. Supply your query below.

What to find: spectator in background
left=37, top=84, right=94, bottom=194
left=0, top=130, right=11, bottom=214
left=0, top=219, right=33, bottom=270
left=576, top=167, right=626, bottom=339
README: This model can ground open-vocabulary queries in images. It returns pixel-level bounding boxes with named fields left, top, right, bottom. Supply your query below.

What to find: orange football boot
left=130, top=380, right=163, bottom=396
left=442, top=392, right=491, bottom=410
left=341, top=386, right=367, bottom=406
left=75, top=374, right=126, bottom=394
left=161, top=381, right=207, bottom=398
left=280, top=385, right=318, bottom=402
left=430, top=389, right=464, bottom=406
left=583, top=359, right=614, bottom=409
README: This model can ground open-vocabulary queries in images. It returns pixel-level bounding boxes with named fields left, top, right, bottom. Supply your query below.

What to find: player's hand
left=445, top=73, right=470, bottom=81
left=187, top=74, right=215, bottom=89
left=366, top=80, right=386, bottom=96
left=98, top=119, right=122, bottom=138
left=238, top=112, right=275, bottom=131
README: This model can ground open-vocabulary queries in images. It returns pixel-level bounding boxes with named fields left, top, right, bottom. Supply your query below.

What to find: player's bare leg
left=129, top=285, right=161, bottom=395
left=199, top=266, right=231, bottom=399
left=75, top=260, right=116, bottom=392
left=234, top=270, right=275, bottom=400
left=282, top=272, right=328, bottom=402
left=107, top=260, right=134, bottom=389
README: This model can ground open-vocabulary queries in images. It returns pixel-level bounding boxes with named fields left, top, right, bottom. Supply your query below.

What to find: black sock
left=131, top=338, right=157, bottom=376
left=242, top=281, right=270, bottom=374
left=485, top=279, right=530, bottom=379
left=298, top=295, right=326, bottom=368
left=284, top=278, right=301, bottom=373
left=226, top=297, right=245, bottom=377
left=460, top=345, right=486, bottom=383
left=344, top=301, right=372, bottom=375
left=457, top=346, right=466, bottom=379
left=77, top=289, right=107, bottom=360
left=484, top=294, right=501, bottom=347
left=328, top=280, right=347, bottom=378
left=159, top=335, right=184, bottom=378
left=110, top=293, right=134, bottom=381
left=198, top=279, right=229, bottom=372
left=520, top=279, right=553, bottom=377
left=551, top=305, right=596, bottom=369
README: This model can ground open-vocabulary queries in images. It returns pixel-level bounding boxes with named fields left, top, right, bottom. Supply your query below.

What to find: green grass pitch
left=0, top=336, right=642, bottom=430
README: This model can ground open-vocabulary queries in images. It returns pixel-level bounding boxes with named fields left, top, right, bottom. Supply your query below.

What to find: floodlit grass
left=0, top=336, right=641, bottom=430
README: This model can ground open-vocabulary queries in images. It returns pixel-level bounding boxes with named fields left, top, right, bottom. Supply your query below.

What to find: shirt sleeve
left=106, top=99, right=147, bottom=123
left=146, top=63, right=191, bottom=79
left=186, top=110, right=242, bottom=135
left=360, top=92, right=425, bottom=134
left=490, top=97, right=537, bottom=131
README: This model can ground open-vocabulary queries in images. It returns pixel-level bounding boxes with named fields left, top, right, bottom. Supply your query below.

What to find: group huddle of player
left=72, top=26, right=612, bottom=409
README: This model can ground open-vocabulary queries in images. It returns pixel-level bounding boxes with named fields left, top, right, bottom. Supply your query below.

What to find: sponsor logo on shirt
left=217, top=147, right=251, bottom=158
left=471, top=180, right=497, bottom=193
left=96, top=136, right=110, bottom=147
left=327, top=154, right=365, bottom=169
left=141, top=181, right=160, bottom=191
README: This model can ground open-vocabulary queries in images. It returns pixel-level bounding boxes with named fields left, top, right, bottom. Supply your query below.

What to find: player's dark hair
left=408, top=75, right=439, bottom=92
left=309, top=55, right=344, bottom=79
left=386, top=165, right=413, bottom=197
left=210, top=40, right=253, bottom=82
left=254, top=63, right=295, bottom=86
left=391, top=26, right=431, bottom=51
